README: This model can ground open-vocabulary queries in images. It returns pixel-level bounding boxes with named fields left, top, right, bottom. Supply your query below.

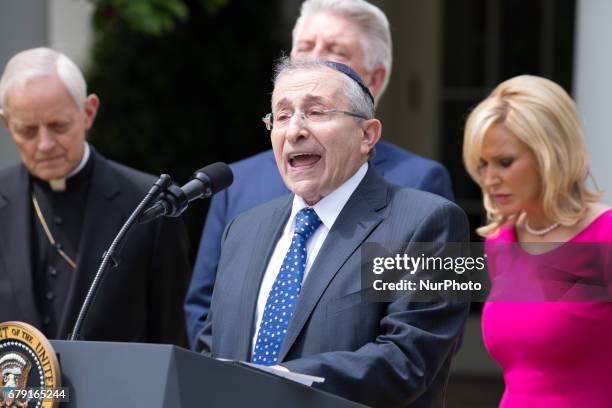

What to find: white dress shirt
left=251, top=162, right=368, bottom=352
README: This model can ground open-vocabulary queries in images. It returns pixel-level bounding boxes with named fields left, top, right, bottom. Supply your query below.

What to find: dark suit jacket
left=197, top=166, right=469, bottom=407
left=185, top=141, right=454, bottom=347
left=0, top=149, right=190, bottom=345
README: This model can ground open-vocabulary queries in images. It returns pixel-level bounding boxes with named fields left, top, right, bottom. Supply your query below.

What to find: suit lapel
left=56, top=152, right=123, bottom=338
left=279, top=167, right=389, bottom=360
left=235, top=198, right=291, bottom=360
left=0, top=166, right=41, bottom=325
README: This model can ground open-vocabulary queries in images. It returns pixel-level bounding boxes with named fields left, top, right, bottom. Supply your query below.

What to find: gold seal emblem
left=0, top=322, right=61, bottom=408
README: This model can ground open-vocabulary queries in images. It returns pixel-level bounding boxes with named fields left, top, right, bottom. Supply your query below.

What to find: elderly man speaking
left=197, top=58, right=469, bottom=407
left=185, top=0, right=456, bottom=348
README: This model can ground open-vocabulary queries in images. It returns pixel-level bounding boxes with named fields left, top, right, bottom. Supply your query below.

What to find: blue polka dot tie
left=251, top=207, right=322, bottom=365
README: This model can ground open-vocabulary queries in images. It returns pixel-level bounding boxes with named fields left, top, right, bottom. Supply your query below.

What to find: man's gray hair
left=273, top=57, right=375, bottom=120
left=0, top=47, right=87, bottom=111
left=291, top=0, right=392, bottom=99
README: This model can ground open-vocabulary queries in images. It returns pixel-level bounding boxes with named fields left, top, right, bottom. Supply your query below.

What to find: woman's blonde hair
left=463, top=75, right=600, bottom=237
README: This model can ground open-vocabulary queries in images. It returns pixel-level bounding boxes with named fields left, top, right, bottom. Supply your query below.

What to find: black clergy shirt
left=30, top=154, right=94, bottom=338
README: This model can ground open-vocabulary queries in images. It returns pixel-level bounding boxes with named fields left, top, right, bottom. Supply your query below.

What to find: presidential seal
left=0, top=322, right=61, bottom=408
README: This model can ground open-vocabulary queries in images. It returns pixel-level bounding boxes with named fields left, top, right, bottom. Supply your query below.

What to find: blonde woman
left=463, top=75, right=612, bottom=407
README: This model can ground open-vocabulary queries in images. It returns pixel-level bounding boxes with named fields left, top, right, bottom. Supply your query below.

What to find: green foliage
left=92, top=0, right=228, bottom=36
left=87, top=0, right=289, bottom=256
left=197, top=0, right=228, bottom=15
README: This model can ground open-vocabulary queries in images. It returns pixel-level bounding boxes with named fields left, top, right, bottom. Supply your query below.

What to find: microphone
left=70, top=174, right=172, bottom=340
left=139, top=162, right=233, bottom=223
left=70, top=166, right=231, bottom=340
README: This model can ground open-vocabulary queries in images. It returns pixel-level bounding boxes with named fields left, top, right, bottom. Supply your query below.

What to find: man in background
left=185, top=0, right=454, bottom=348
left=0, top=47, right=190, bottom=345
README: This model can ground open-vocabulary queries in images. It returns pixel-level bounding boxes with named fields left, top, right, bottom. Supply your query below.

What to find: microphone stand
left=69, top=174, right=173, bottom=341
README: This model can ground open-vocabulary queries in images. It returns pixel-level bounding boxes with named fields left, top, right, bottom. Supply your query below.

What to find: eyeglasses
left=262, top=108, right=367, bottom=131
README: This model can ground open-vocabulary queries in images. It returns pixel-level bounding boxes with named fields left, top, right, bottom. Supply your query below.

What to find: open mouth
left=289, top=153, right=321, bottom=168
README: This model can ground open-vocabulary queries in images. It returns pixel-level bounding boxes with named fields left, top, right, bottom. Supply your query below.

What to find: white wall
left=48, top=0, right=95, bottom=70
left=0, top=0, right=48, bottom=168
left=574, top=0, right=612, bottom=205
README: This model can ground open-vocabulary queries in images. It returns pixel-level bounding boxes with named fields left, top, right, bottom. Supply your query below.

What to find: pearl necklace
left=524, top=219, right=561, bottom=236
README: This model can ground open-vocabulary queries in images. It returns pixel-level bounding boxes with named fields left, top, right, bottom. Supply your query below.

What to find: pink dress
left=482, top=210, right=612, bottom=407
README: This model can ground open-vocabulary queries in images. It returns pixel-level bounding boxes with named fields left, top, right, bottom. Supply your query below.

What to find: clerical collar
left=32, top=144, right=94, bottom=192
left=47, top=143, right=91, bottom=192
